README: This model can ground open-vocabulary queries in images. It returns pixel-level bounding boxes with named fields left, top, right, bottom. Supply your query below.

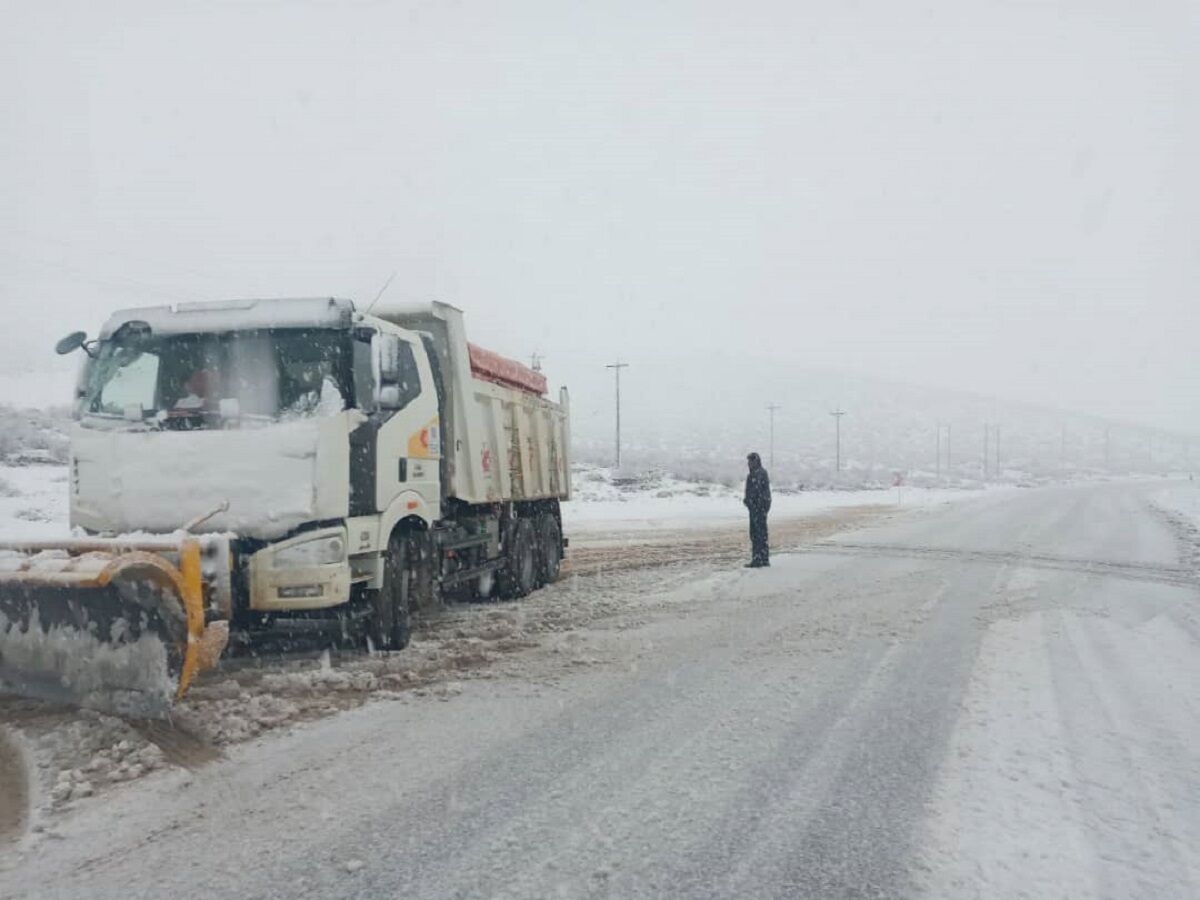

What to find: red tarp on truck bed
left=467, top=343, right=547, bottom=395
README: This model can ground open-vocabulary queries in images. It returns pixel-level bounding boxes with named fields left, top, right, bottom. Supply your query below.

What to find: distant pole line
left=605, top=361, right=629, bottom=469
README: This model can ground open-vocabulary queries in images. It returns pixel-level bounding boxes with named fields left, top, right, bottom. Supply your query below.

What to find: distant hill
left=4, top=359, right=1193, bottom=490
left=561, top=355, right=1195, bottom=487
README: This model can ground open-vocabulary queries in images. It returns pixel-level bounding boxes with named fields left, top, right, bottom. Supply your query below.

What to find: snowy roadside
left=916, top=482, right=1200, bottom=899
left=565, top=466, right=992, bottom=534
left=1152, top=482, right=1200, bottom=575
left=0, top=462, right=999, bottom=540
left=0, top=465, right=70, bottom=542
left=918, top=606, right=1200, bottom=899
left=0, top=462, right=1002, bottom=853
left=0, top=526, right=853, bottom=856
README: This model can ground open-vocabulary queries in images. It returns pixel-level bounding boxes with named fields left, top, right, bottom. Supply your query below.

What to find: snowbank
left=0, top=465, right=70, bottom=541
left=564, top=465, right=986, bottom=533
left=1154, top=482, right=1200, bottom=532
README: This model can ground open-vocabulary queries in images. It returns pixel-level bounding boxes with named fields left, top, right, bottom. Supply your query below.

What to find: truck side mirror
left=378, top=385, right=404, bottom=409
left=374, top=334, right=420, bottom=411
left=378, top=334, right=402, bottom=385
left=56, top=331, right=88, bottom=356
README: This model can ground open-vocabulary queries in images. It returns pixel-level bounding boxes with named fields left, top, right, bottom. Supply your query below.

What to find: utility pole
left=605, top=361, right=628, bottom=469
left=935, top=422, right=942, bottom=480
left=766, top=403, right=781, bottom=471
left=983, top=422, right=989, bottom=479
left=935, top=422, right=951, bottom=479
left=831, top=409, right=846, bottom=473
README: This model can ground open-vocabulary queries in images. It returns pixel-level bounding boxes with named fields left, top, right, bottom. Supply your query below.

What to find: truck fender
left=380, top=490, right=435, bottom=537
left=360, top=492, right=434, bottom=589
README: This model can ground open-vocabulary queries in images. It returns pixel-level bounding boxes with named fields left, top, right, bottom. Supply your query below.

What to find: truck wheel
left=407, top=531, right=438, bottom=611
left=537, top=514, right=562, bottom=584
left=371, top=534, right=411, bottom=651
left=498, top=519, right=537, bottom=599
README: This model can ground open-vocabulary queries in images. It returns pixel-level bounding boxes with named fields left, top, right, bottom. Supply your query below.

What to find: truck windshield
left=80, top=328, right=353, bottom=427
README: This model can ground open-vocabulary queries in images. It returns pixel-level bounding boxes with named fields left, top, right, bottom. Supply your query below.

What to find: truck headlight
left=273, top=533, right=346, bottom=568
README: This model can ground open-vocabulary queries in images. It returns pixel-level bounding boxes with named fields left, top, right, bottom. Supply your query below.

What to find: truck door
left=376, top=334, right=442, bottom=520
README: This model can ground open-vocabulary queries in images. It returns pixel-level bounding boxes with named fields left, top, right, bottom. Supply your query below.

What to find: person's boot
left=744, top=559, right=763, bottom=568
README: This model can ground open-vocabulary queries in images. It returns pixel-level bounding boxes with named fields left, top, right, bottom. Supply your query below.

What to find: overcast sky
left=2, top=0, right=1196, bottom=433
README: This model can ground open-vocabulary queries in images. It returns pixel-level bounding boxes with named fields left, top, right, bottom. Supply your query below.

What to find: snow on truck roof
left=98, top=297, right=357, bottom=338
left=96, top=297, right=548, bottom=395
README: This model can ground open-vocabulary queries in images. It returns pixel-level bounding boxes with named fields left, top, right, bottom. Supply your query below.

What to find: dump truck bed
left=372, top=302, right=570, bottom=506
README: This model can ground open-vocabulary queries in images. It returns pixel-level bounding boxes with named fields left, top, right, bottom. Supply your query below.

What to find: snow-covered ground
left=0, top=464, right=70, bottom=542
left=0, top=461, right=992, bottom=540
left=565, top=465, right=993, bottom=533
left=1154, top=481, right=1200, bottom=531
left=1151, top=482, right=1200, bottom=576
left=920, top=603, right=1200, bottom=899
left=0, top=460, right=942, bottom=836
left=1, top=481, right=1195, bottom=898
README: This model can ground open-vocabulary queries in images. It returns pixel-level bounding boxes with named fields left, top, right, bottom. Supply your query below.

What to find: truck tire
left=536, top=514, right=562, bottom=584
left=498, top=518, right=537, bottom=599
left=407, top=530, right=438, bottom=611
left=370, top=534, right=411, bottom=651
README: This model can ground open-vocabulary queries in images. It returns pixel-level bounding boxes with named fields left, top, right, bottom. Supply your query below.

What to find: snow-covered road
left=2, top=481, right=1198, bottom=899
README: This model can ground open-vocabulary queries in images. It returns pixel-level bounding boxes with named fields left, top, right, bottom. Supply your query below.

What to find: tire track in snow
left=805, top=542, right=1197, bottom=589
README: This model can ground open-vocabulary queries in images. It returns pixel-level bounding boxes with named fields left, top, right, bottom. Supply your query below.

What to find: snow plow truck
left=0, top=299, right=570, bottom=716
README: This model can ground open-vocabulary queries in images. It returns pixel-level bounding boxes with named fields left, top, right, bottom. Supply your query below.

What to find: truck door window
left=95, top=350, right=160, bottom=414
left=353, top=336, right=375, bottom=411
left=395, top=342, right=423, bottom=408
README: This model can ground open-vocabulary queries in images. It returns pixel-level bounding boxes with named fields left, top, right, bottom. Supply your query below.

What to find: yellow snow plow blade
left=0, top=536, right=228, bottom=717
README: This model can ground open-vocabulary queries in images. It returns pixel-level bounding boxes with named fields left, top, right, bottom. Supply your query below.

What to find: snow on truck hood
left=69, top=416, right=351, bottom=540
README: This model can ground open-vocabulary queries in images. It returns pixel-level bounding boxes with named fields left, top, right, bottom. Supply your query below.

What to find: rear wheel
left=370, top=534, right=411, bottom=651
left=536, top=514, right=562, bottom=585
left=498, top=518, right=537, bottom=599
left=406, top=531, right=438, bottom=611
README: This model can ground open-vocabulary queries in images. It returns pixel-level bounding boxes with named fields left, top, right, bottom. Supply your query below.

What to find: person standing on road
left=743, top=452, right=771, bottom=567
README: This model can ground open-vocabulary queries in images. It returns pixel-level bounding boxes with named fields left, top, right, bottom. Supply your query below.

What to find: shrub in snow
left=0, top=405, right=70, bottom=465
